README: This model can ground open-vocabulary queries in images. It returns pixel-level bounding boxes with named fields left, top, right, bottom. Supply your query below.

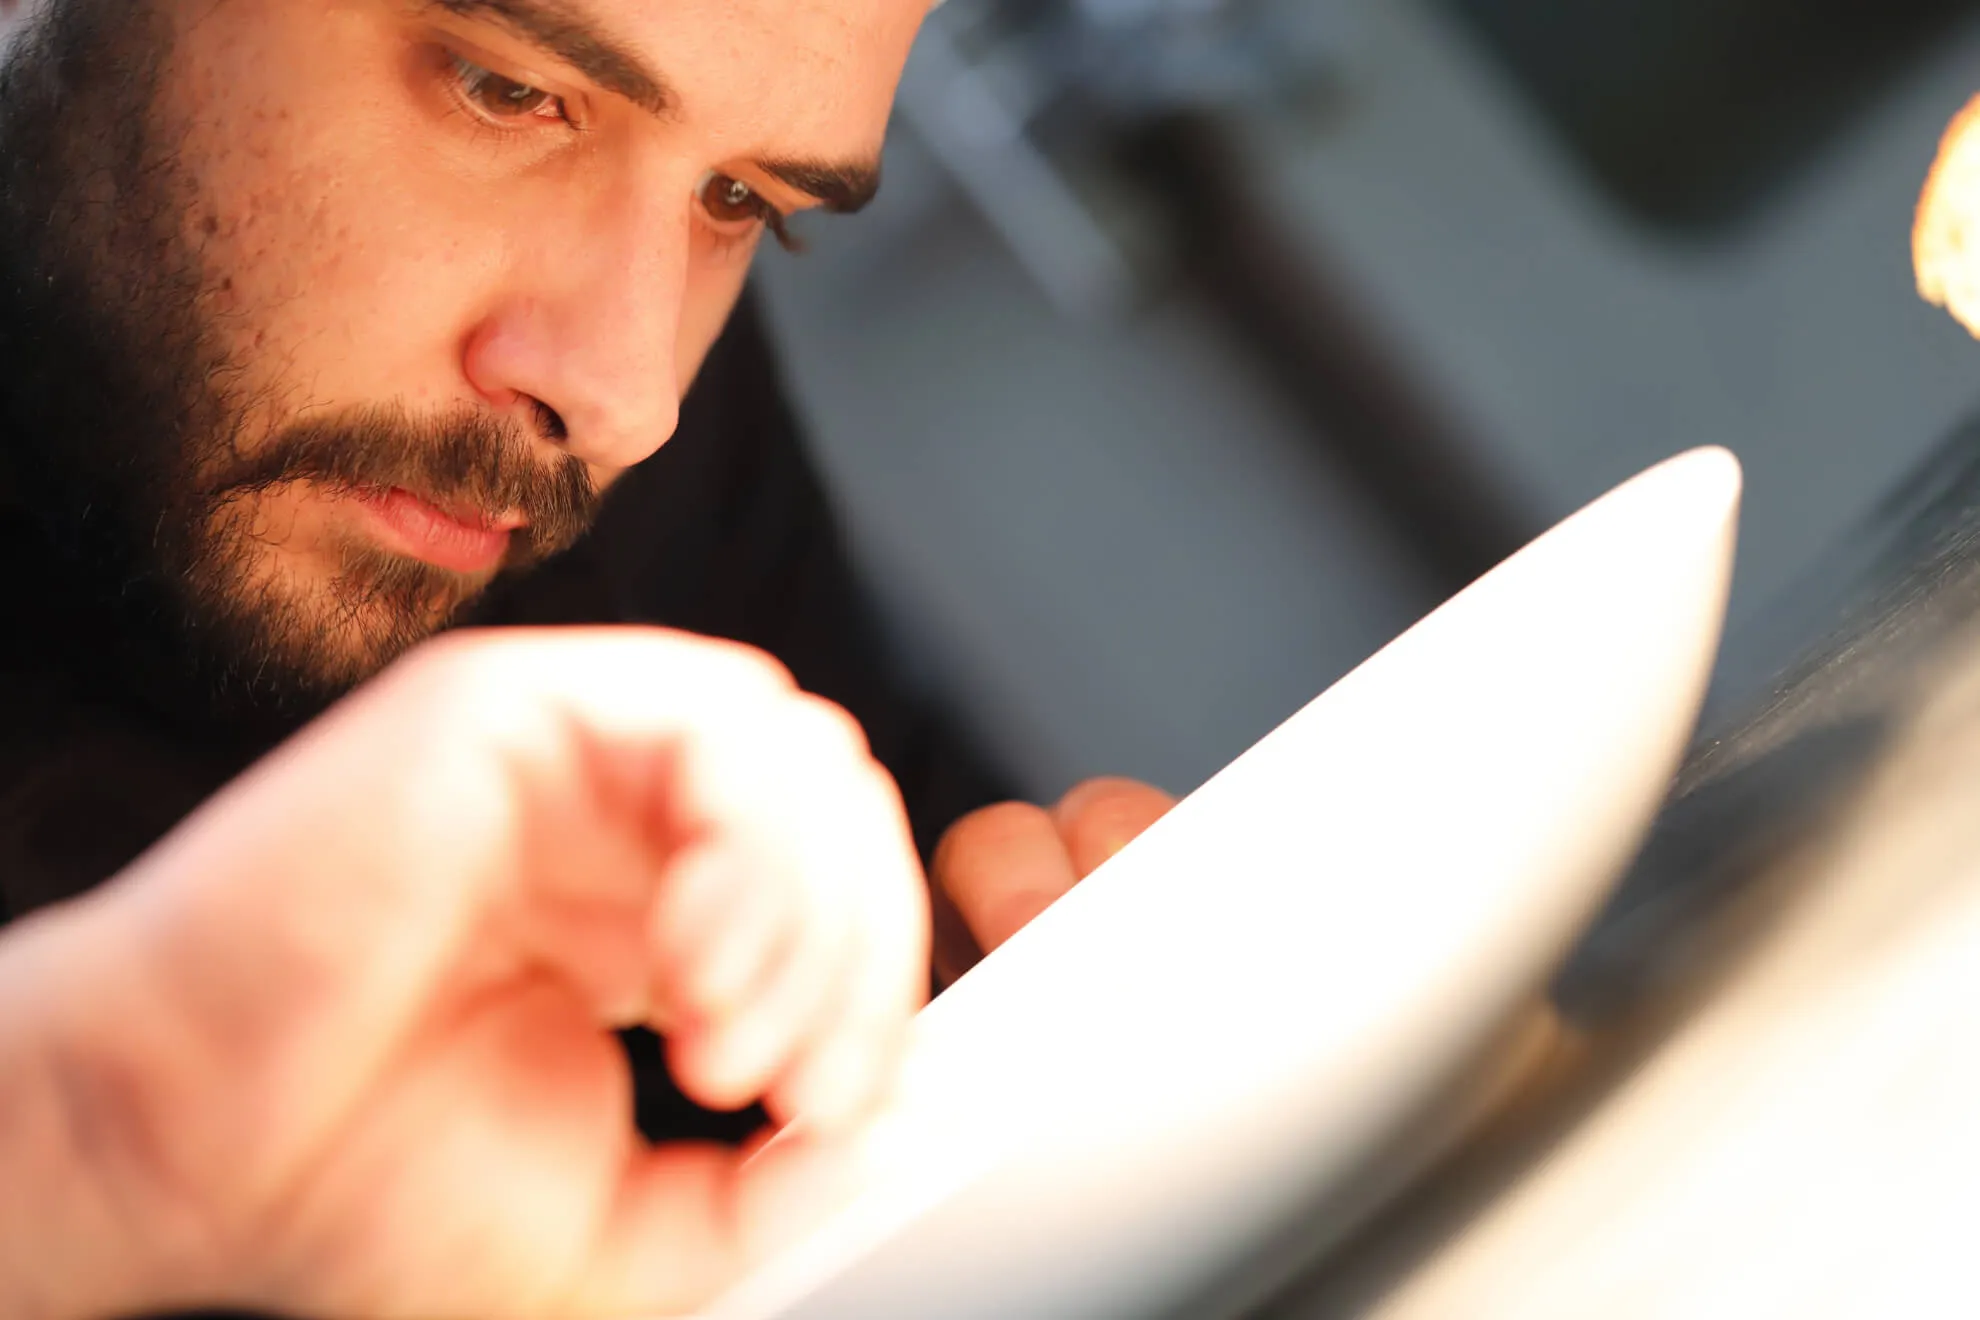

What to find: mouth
left=347, top=486, right=525, bottom=575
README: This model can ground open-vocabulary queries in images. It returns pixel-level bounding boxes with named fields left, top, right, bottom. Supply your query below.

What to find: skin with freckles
left=170, top=0, right=909, bottom=557
left=0, top=0, right=914, bottom=696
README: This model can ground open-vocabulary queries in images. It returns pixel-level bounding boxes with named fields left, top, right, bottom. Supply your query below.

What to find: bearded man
left=0, top=0, right=1174, bottom=1082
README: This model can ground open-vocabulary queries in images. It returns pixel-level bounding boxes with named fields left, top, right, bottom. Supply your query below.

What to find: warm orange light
left=1914, top=92, right=1980, bottom=337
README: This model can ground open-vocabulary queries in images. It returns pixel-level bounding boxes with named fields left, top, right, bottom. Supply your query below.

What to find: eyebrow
left=430, top=0, right=675, bottom=118
left=428, top=0, right=885, bottom=214
left=762, top=159, right=884, bottom=215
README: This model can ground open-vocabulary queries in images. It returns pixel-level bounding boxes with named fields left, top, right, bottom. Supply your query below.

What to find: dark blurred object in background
left=894, top=0, right=1545, bottom=596
left=1445, top=0, right=1980, bottom=234
left=757, top=0, right=1980, bottom=802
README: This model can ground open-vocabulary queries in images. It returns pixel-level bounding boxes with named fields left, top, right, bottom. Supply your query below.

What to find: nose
left=462, top=177, right=688, bottom=472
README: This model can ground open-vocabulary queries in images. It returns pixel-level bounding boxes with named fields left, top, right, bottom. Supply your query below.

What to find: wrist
left=0, top=897, right=221, bottom=1320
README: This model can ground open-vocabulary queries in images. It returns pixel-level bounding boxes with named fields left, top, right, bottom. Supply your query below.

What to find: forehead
left=515, top=0, right=928, bottom=143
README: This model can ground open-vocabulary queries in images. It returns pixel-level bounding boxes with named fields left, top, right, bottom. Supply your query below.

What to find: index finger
left=931, top=802, right=1078, bottom=961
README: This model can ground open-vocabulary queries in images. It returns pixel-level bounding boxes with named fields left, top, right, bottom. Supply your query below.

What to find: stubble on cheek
left=192, top=483, right=483, bottom=689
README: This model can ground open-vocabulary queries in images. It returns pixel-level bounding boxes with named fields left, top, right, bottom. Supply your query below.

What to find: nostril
left=530, top=398, right=568, bottom=443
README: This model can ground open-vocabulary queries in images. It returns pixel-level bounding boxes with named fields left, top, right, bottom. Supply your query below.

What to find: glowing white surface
left=701, top=448, right=1742, bottom=1320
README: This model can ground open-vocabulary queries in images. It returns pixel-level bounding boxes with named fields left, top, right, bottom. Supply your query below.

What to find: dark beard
left=185, top=401, right=598, bottom=700
left=0, top=0, right=600, bottom=728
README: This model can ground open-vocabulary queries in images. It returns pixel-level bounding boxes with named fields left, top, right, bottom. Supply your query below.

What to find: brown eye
left=451, top=56, right=564, bottom=122
left=699, top=172, right=768, bottom=226
left=696, top=172, right=800, bottom=253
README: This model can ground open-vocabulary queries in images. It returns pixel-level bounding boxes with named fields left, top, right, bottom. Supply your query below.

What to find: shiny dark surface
left=1255, top=417, right=1980, bottom=1315
left=1561, top=417, right=1980, bottom=1023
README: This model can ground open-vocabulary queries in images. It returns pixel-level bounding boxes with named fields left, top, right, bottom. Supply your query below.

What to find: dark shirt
left=0, top=294, right=1009, bottom=1147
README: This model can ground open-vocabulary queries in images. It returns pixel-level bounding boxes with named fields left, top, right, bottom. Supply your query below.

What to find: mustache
left=203, top=402, right=601, bottom=565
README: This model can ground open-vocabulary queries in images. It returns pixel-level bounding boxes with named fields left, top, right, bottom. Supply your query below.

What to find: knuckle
left=781, top=694, right=877, bottom=776
left=382, top=629, right=523, bottom=701
left=357, top=637, right=491, bottom=733
left=374, top=631, right=473, bottom=697
left=641, top=632, right=796, bottom=705
left=793, top=692, right=869, bottom=749
left=701, top=639, right=796, bottom=694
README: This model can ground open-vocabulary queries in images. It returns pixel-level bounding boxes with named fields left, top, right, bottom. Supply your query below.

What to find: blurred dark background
left=753, top=0, right=1980, bottom=801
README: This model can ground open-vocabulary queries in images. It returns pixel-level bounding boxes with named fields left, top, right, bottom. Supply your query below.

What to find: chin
left=193, top=537, right=486, bottom=706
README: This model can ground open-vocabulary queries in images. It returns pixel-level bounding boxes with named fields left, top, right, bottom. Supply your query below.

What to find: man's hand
left=930, top=777, right=1177, bottom=987
left=0, top=629, right=929, bottom=1320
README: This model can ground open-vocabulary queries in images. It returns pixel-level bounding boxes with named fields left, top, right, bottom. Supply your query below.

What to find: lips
left=350, top=486, right=524, bottom=575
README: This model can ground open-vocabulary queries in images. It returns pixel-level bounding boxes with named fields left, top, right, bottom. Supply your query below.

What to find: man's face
left=0, top=0, right=919, bottom=702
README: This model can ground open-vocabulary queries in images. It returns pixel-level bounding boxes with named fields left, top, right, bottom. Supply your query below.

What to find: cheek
left=190, top=162, right=489, bottom=422
left=678, top=258, right=753, bottom=390
left=169, top=12, right=496, bottom=418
